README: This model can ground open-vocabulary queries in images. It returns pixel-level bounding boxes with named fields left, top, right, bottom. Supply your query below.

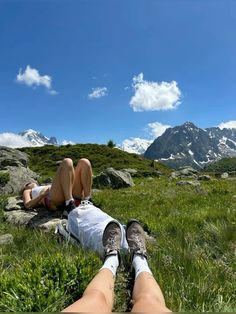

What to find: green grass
left=20, top=144, right=170, bottom=179
left=0, top=176, right=235, bottom=312
left=204, top=156, right=236, bottom=173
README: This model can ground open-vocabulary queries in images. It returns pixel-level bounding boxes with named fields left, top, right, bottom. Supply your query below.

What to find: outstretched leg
left=62, top=221, right=121, bottom=312
left=62, top=268, right=115, bottom=312
left=126, top=220, right=171, bottom=313
left=131, top=271, right=171, bottom=312
left=72, top=158, right=92, bottom=200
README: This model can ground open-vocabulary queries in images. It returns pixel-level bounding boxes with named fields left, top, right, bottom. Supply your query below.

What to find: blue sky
left=0, top=0, right=236, bottom=146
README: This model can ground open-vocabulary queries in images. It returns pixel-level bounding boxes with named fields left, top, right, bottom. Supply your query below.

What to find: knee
left=78, top=158, right=92, bottom=169
left=135, top=292, right=164, bottom=307
left=83, top=288, right=110, bottom=310
left=61, top=158, right=74, bottom=169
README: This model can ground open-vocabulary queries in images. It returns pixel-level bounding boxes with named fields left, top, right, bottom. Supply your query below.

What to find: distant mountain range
left=2, top=122, right=236, bottom=169
left=18, top=129, right=58, bottom=146
left=144, top=122, right=236, bottom=169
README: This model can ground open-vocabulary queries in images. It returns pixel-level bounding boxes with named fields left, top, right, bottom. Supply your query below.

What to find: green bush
left=0, top=171, right=10, bottom=186
left=0, top=252, right=100, bottom=312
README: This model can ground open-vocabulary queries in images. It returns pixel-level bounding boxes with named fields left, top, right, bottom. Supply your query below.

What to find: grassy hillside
left=20, top=144, right=171, bottom=179
left=0, top=147, right=235, bottom=312
left=204, top=157, right=236, bottom=173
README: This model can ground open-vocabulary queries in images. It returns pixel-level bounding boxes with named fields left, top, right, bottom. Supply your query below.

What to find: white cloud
left=0, top=133, right=33, bottom=148
left=130, top=73, right=181, bottom=112
left=88, top=87, right=108, bottom=99
left=146, top=122, right=171, bottom=138
left=16, top=65, right=57, bottom=94
left=218, top=121, right=236, bottom=129
left=61, top=140, right=75, bottom=145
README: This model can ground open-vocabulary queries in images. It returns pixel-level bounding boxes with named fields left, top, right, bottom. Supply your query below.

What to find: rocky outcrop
left=4, top=196, right=66, bottom=231
left=0, top=147, right=39, bottom=194
left=170, top=167, right=198, bottom=179
left=93, top=167, right=135, bottom=189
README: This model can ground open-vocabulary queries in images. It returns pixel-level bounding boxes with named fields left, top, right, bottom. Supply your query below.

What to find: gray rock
left=179, top=167, right=198, bottom=176
left=5, top=196, right=24, bottom=211
left=170, top=169, right=198, bottom=179
left=0, top=165, right=39, bottom=194
left=0, top=233, right=14, bottom=245
left=123, top=168, right=138, bottom=175
left=198, top=175, right=211, bottom=181
left=0, top=147, right=39, bottom=194
left=170, top=171, right=181, bottom=179
left=4, top=208, right=66, bottom=231
left=0, top=147, right=29, bottom=169
left=177, top=180, right=200, bottom=186
left=221, top=172, right=229, bottom=179
left=93, top=167, right=135, bottom=189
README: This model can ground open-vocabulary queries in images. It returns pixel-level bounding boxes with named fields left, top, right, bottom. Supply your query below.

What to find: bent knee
left=78, top=158, right=91, bottom=168
left=61, top=158, right=74, bottom=168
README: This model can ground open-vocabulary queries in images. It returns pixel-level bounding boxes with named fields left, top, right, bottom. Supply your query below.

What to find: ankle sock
left=84, top=195, right=91, bottom=201
left=100, top=254, right=119, bottom=276
left=65, top=198, right=74, bottom=206
left=132, top=254, right=152, bottom=279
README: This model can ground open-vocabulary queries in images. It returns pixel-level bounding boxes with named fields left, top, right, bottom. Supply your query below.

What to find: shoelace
left=130, top=233, right=145, bottom=251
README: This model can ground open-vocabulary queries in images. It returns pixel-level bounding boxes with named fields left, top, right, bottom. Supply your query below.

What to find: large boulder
left=93, top=167, right=135, bottom=189
left=0, top=147, right=39, bottom=194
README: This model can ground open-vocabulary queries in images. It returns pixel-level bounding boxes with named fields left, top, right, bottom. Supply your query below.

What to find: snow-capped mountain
left=118, top=138, right=153, bottom=155
left=144, top=122, right=236, bottom=169
left=19, top=129, right=58, bottom=146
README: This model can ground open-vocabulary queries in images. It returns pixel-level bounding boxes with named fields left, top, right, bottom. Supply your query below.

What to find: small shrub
left=0, top=171, right=10, bottom=186
left=0, top=252, right=100, bottom=312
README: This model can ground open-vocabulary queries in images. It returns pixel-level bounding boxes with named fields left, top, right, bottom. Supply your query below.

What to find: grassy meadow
left=0, top=146, right=235, bottom=312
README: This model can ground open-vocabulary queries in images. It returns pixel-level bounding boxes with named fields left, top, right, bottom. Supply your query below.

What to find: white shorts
left=67, top=202, right=128, bottom=257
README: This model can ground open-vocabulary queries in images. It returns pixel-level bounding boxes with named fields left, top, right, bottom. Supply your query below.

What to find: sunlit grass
left=0, top=176, right=235, bottom=311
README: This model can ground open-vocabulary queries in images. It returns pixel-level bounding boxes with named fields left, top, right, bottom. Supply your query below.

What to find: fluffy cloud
left=61, top=140, right=75, bottom=145
left=0, top=133, right=33, bottom=148
left=146, top=122, right=171, bottom=138
left=16, top=65, right=57, bottom=94
left=88, top=87, right=108, bottom=99
left=218, top=121, right=236, bottom=129
left=130, top=73, right=181, bottom=112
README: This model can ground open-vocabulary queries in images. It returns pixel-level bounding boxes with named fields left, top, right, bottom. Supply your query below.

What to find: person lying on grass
left=22, top=158, right=92, bottom=216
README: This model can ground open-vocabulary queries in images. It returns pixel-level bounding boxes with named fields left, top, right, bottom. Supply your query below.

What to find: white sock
left=65, top=198, right=74, bottom=206
left=100, top=255, right=119, bottom=276
left=132, top=254, right=152, bottom=279
left=84, top=195, right=91, bottom=200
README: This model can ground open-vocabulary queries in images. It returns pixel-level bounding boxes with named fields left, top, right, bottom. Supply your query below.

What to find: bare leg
left=62, top=268, right=115, bottom=312
left=131, top=271, right=171, bottom=312
left=50, top=158, right=75, bottom=203
left=72, top=158, right=92, bottom=199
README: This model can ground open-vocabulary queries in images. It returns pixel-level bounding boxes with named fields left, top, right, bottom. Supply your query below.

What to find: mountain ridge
left=144, top=122, right=236, bottom=169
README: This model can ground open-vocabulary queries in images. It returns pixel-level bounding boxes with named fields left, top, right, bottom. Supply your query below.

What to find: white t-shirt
left=68, top=202, right=128, bottom=257
left=31, top=186, right=48, bottom=199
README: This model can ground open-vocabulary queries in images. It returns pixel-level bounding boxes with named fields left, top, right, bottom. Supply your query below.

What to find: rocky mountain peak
left=19, top=129, right=58, bottom=146
left=144, top=122, right=236, bottom=169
